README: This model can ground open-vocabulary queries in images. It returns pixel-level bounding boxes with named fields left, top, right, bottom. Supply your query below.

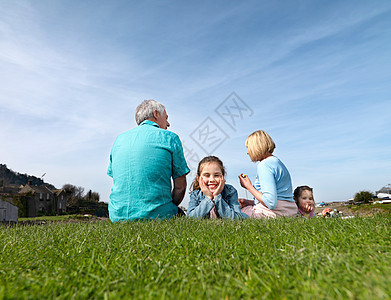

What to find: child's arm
left=187, top=190, right=214, bottom=218
left=214, top=185, right=249, bottom=219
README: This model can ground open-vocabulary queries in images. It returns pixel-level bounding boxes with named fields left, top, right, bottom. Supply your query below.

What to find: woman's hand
left=212, top=175, right=225, bottom=198
left=238, top=174, right=252, bottom=190
left=199, top=176, right=214, bottom=200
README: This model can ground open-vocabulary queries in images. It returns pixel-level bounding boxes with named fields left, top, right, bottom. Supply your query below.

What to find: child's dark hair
left=293, top=186, right=313, bottom=205
left=190, top=156, right=226, bottom=192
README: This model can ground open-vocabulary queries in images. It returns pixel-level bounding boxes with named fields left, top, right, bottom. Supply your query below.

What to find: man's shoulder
left=116, top=126, right=180, bottom=140
left=155, top=129, right=183, bottom=147
left=160, top=128, right=181, bottom=139
left=113, top=128, right=135, bottom=141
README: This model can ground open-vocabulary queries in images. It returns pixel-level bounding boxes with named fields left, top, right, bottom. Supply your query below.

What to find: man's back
left=107, top=120, right=189, bottom=221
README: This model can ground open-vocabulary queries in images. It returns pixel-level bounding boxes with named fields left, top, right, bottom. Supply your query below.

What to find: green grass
left=18, top=215, right=95, bottom=222
left=1, top=216, right=390, bottom=299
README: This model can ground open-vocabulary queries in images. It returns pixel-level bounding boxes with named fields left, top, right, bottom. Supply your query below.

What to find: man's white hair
left=135, top=99, right=166, bottom=125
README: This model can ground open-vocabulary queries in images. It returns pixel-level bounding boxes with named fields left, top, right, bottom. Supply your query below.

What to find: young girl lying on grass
left=187, top=156, right=248, bottom=219
left=294, top=185, right=315, bottom=218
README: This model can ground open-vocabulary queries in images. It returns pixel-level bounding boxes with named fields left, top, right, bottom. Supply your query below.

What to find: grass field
left=18, top=215, right=90, bottom=222
left=1, top=216, right=390, bottom=299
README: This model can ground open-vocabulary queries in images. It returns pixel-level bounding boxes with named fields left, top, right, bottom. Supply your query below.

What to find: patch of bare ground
left=315, top=202, right=391, bottom=217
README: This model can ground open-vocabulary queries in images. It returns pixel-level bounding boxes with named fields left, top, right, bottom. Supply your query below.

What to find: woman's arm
left=238, top=175, right=268, bottom=208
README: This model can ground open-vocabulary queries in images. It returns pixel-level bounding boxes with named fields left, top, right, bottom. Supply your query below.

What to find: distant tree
left=63, top=184, right=85, bottom=210
left=354, top=191, right=374, bottom=204
left=85, top=190, right=100, bottom=202
left=62, top=184, right=76, bottom=195
left=75, top=186, right=85, bottom=199
left=62, top=184, right=85, bottom=199
left=91, top=191, right=100, bottom=202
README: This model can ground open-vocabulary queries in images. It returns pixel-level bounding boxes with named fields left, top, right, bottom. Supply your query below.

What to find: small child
left=187, top=156, right=248, bottom=219
left=294, top=186, right=315, bottom=218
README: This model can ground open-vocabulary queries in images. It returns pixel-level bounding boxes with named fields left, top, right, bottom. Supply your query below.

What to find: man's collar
left=139, top=120, right=160, bottom=128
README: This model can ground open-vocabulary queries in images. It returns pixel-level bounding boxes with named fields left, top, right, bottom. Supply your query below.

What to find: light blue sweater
left=253, top=156, right=294, bottom=210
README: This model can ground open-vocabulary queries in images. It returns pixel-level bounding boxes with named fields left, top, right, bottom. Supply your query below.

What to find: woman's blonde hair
left=245, top=130, right=275, bottom=162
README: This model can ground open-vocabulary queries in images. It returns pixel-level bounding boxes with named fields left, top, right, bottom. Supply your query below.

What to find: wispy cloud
left=1, top=1, right=390, bottom=206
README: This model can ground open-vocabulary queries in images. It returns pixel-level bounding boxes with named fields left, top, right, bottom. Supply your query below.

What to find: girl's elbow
left=233, top=213, right=243, bottom=220
left=187, top=210, right=203, bottom=219
left=186, top=209, right=195, bottom=218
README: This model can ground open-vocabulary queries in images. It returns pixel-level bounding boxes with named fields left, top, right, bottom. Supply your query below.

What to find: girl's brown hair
left=190, top=156, right=226, bottom=192
left=293, top=186, right=314, bottom=205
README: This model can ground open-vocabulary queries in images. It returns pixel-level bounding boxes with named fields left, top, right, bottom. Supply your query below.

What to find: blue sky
left=1, top=0, right=390, bottom=207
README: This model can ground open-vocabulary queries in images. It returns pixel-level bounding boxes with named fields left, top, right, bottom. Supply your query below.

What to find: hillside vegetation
left=0, top=164, right=54, bottom=188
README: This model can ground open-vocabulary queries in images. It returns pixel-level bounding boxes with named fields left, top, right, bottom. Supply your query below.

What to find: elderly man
left=107, top=100, right=190, bottom=221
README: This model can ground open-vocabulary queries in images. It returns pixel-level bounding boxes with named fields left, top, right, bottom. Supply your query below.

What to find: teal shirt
left=107, top=120, right=190, bottom=221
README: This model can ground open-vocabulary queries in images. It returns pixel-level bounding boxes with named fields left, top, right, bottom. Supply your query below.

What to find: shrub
left=354, top=190, right=374, bottom=203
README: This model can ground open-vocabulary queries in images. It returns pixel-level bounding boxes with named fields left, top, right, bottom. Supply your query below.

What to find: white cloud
left=1, top=1, right=390, bottom=207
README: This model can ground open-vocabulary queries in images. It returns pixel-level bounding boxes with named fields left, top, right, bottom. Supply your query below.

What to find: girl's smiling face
left=298, top=190, right=314, bottom=212
left=198, top=162, right=223, bottom=193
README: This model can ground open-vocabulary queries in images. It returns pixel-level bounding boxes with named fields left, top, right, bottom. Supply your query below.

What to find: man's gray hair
left=135, top=99, right=166, bottom=125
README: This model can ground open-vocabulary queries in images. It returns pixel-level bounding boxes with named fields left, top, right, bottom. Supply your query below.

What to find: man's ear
left=152, top=110, right=160, bottom=119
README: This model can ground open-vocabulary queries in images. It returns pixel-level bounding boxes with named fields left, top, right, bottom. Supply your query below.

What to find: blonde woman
left=238, top=130, right=297, bottom=218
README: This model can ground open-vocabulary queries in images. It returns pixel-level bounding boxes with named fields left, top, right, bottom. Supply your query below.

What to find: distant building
left=0, top=199, right=18, bottom=223
left=19, top=182, right=55, bottom=217
left=376, top=184, right=391, bottom=199
left=53, top=189, right=68, bottom=215
left=377, top=193, right=391, bottom=199
left=376, top=184, right=391, bottom=194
